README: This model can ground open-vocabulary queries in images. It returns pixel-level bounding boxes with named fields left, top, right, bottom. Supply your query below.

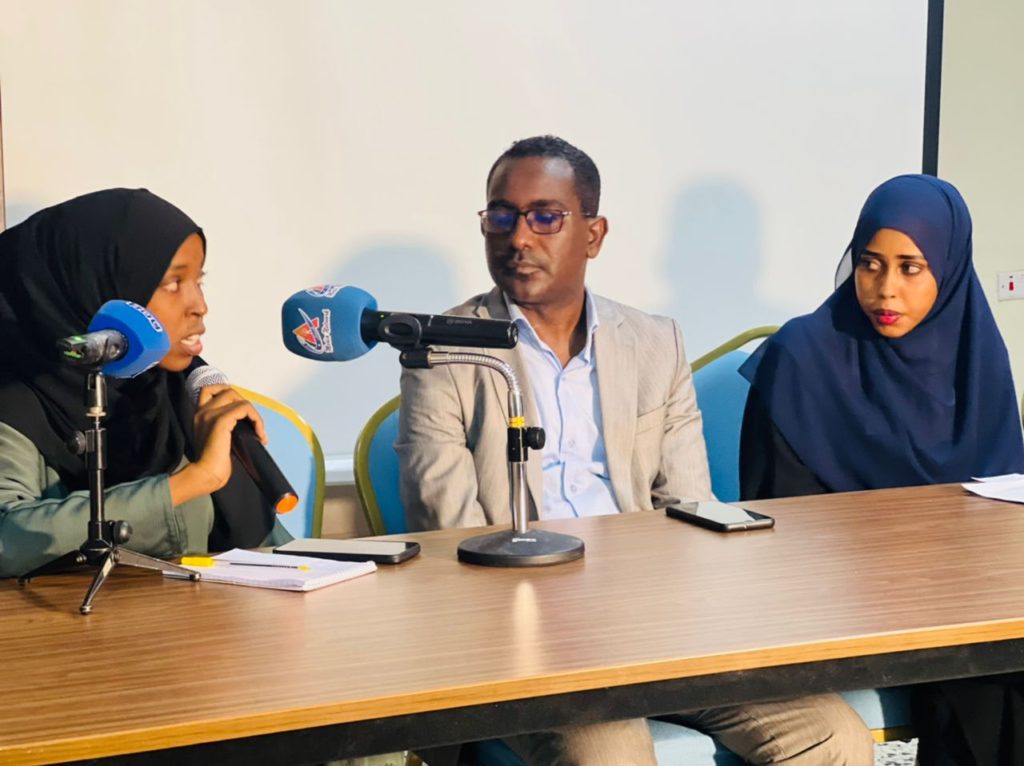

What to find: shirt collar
left=505, top=288, right=600, bottom=364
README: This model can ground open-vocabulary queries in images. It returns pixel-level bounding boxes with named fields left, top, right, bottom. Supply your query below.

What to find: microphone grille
left=185, top=364, right=229, bottom=404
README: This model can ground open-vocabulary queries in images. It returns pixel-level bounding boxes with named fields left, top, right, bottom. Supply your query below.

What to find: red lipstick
left=873, top=310, right=901, bottom=326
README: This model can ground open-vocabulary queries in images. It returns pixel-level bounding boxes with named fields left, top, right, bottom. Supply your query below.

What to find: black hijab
left=0, top=189, right=274, bottom=549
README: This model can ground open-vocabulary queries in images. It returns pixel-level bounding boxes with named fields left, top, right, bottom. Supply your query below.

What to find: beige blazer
left=396, top=288, right=712, bottom=530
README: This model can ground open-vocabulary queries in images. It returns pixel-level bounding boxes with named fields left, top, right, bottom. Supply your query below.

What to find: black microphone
left=361, top=310, right=518, bottom=350
left=184, top=358, right=299, bottom=515
left=281, top=285, right=518, bottom=361
left=59, top=329, right=127, bottom=366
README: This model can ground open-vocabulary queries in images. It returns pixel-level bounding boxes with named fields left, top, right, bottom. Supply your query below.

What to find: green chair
left=235, top=387, right=325, bottom=539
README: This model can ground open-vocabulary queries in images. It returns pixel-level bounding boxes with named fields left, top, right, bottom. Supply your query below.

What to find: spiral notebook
left=165, top=548, right=377, bottom=591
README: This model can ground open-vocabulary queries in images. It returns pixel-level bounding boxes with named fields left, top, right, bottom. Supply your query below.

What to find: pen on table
left=180, top=556, right=310, bottom=571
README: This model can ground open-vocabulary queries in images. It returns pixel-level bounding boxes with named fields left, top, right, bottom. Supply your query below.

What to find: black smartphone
left=665, top=500, right=775, bottom=532
left=273, top=538, right=421, bottom=564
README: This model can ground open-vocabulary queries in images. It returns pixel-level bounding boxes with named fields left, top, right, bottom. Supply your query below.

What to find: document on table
left=962, top=474, right=1024, bottom=504
left=165, top=548, right=376, bottom=591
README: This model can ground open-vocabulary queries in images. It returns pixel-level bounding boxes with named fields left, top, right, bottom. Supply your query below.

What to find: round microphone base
left=457, top=528, right=585, bottom=567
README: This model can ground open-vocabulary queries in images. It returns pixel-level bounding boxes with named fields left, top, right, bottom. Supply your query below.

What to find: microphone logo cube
left=291, top=308, right=334, bottom=355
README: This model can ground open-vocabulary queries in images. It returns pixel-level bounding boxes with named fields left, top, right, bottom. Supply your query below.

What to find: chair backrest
left=354, top=395, right=405, bottom=535
left=234, top=387, right=325, bottom=539
left=691, top=327, right=778, bottom=503
left=690, top=325, right=778, bottom=373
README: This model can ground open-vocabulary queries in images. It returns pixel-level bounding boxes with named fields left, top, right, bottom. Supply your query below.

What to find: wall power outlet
left=997, top=271, right=1024, bottom=301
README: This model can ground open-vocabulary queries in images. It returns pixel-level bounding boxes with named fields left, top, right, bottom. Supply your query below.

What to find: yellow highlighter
left=181, top=556, right=310, bottom=571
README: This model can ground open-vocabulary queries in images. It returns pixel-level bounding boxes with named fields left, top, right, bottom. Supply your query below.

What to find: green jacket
left=0, top=422, right=288, bottom=578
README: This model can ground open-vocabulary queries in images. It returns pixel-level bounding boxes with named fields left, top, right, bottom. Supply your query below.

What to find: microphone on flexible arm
left=58, top=300, right=171, bottom=377
left=281, top=285, right=584, bottom=569
left=280, top=284, right=518, bottom=361
left=184, top=358, right=299, bottom=515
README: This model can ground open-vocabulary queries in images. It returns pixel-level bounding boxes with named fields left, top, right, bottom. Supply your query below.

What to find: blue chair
left=690, top=326, right=778, bottom=503
left=844, top=687, right=915, bottom=744
left=354, top=395, right=404, bottom=535
left=468, top=726, right=750, bottom=765
left=235, top=387, right=325, bottom=539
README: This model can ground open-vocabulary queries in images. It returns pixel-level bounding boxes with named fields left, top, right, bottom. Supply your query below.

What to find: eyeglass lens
left=481, top=208, right=566, bottom=235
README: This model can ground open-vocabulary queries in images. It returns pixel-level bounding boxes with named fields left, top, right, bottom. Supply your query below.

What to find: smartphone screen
left=665, top=501, right=774, bottom=532
left=274, top=538, right=421, bottom=564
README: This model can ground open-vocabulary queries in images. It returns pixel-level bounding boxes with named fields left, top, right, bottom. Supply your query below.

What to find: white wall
left=939, top=0, right=1024, bottom=399
left=0, top=1, right=927, bottom=461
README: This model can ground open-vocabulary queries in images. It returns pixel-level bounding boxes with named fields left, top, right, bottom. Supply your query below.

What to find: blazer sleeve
left=652, top=321, right=714, bottom=508
left=738, top=388, right=829, bottom=501
left=395, top=363, right=489, bottom=531
left=0, top=422, right=213, bottom=577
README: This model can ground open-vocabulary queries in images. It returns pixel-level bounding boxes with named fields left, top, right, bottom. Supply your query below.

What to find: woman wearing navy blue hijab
left=739, top=175, right=1024, bottom=764
left=740, top=174, right=1024, bottom=498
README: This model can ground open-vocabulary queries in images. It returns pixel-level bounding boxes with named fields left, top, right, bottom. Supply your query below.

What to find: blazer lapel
left=593, top=297, right=637, bottom=513
left=479, top=289, right=544, bottom=518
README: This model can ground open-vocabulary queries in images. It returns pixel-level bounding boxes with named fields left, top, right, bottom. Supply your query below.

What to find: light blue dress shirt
left=507, top=291, right=620, bottom=519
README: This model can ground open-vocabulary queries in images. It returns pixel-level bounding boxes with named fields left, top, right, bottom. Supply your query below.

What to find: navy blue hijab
left=740, top=175, right=1024, bottom=491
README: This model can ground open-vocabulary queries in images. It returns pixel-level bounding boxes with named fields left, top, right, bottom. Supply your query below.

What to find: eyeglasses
left=477, top=207, right=575, bottom=236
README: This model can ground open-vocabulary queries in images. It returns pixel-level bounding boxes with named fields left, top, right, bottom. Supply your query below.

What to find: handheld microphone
left=58, top=300, right=171, bottom=378
left=281, top=284, right=518, bottom=361
left=184, top=358, right=299, bottom=515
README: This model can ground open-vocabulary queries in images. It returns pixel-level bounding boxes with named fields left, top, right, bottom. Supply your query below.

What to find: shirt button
left=568, top=439, right=576, bottom=448
left=570, top=484, right=579, bottom=493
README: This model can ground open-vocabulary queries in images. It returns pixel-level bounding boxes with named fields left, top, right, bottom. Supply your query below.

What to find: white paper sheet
left=962, top=475, right=1024, bottom=504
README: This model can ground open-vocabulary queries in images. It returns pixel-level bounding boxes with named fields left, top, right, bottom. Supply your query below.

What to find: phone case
left=272, top=541, right=421, bottom=564
left=665, top=506, right=774, bottom=532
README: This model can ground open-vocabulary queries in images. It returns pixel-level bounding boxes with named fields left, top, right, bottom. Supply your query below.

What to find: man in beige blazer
left=397, top=285, right=710, bottom=530
left=397, top=136, right=872, bottom=765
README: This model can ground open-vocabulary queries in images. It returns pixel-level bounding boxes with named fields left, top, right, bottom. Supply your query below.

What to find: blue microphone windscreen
left=87, top=300, right=171, bottom=377
left=281, top=285, right=378, bottom=361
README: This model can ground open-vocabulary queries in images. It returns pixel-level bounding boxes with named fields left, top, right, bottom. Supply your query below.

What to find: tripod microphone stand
left=400, top=346, right=585, bottom=567
left=18, top=370, right=199, bottom=614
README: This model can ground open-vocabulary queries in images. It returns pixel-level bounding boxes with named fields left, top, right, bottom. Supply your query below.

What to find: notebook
left=165, top=548, right=377, bottom=591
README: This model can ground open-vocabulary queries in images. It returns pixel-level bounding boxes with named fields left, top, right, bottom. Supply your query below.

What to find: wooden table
left=5, top=483, right=1024, bottom=765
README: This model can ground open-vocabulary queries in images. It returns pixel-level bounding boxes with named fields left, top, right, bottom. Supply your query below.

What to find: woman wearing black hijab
left=0, top=188, right=288, bottom=577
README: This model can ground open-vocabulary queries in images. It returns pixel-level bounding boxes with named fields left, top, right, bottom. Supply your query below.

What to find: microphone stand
left=400, top=347, right=585, bottom=567
left=18, top=370, right=199, bottom=614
